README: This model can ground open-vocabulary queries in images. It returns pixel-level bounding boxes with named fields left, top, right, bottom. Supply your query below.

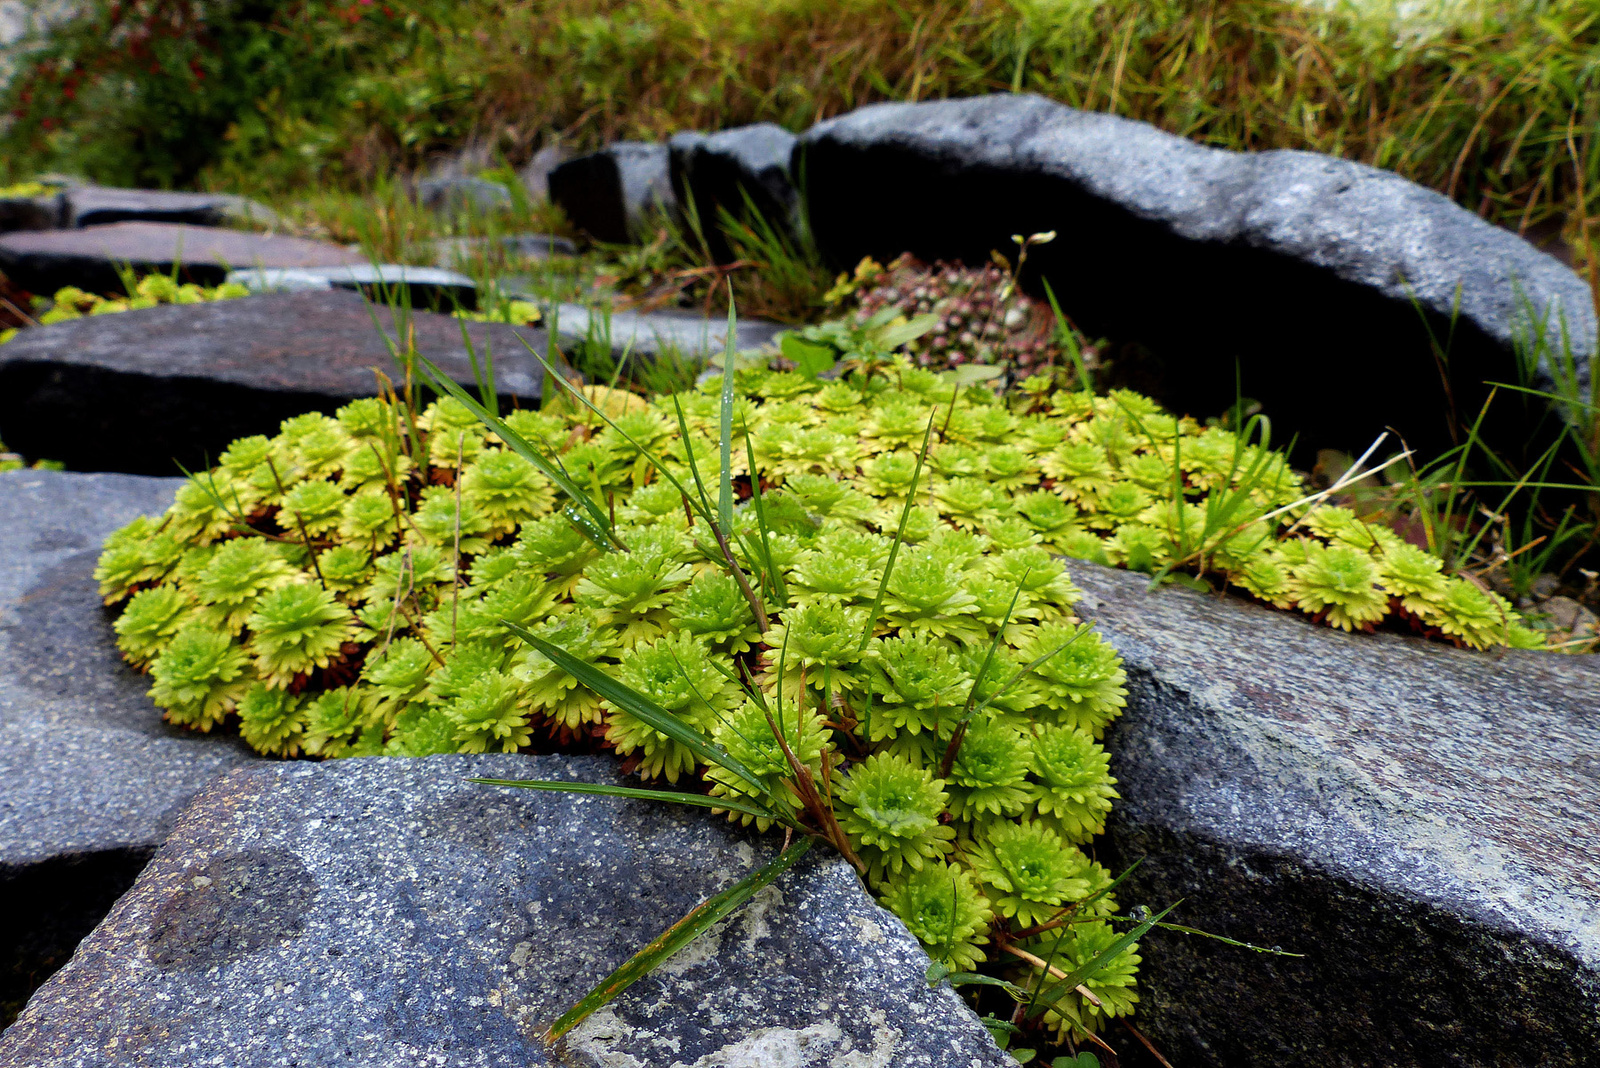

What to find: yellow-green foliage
left=95, top=360, right=1543, bottom=1033
left=0, top=277, right=252, bottom=347
left=37, top=276, right=250, bottom=325
left=0, top=181, right=49, bottom=199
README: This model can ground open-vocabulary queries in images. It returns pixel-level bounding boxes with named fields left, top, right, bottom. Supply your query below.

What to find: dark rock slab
left=0, top=222, right=366, bottom=297
left=416, top=176, right=513, bottom=216
left=548, top=301, right=786, bottom=360
left=670, top=123, right=801, bottom=262
left=0, top=471, right=257, bottom=1024
left=0, top=192, right=64, bottom=233
left=0, top=753, right=1011, bottom=1068
left=0, top=290, right=550, bottom=474
left=227, top=264, right=479, bottom=310
left=548, top=141, right=674, bottom=245
left=1069, top=561, right=1600, bottom=1067
left=63, top=187, right=281, bottom=230
left=799, top=95, right=1598, bottom=459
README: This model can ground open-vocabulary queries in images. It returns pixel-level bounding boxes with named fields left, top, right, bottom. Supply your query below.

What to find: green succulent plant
left=98, top=333, right=1551, bottom=1053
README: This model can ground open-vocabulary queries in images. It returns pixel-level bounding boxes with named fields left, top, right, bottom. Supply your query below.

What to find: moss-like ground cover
left=93, top=338, right=1549, bottom=1044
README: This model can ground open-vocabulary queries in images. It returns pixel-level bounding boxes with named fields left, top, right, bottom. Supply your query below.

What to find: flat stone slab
left=1070, top=562, right=1600, bottom=1067
left=0, top=471, right=257, bottom=1022
left=0, top=222, right=366, bottom=296
left=0, top=754, right=1011, bottom=1068
left=0, top=289, right=549, bottom=474
left=227, top=264, right=479, bottom=310
left=63, top=187, right=281, bottom=230
left=800, top=94, right=1597, bottom=458
left=429, top=233, right=575, bottom=269
left=547, top=301, right=785, bottom=360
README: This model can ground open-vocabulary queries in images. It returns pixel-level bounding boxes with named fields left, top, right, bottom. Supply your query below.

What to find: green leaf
left=950, top=363, right=1005, bottom=387
left=857, top=408, right=936, bottom=652
left=413, top=353, right=616, bottom=546
left=513, top=335, right=717, bottom=536
left=780, top=333, right=837, bottom=378
left=1029, top=902, right=1178, bottom=1020
left=743, top=423, right=787, bottom=607
left=503, top=621, right=770, bottom=796
left=543, top=837, right=812, bottom=1043
left=875, top=312, right=940, bottom=350
left=718, top=295, right=737, bottom=539
left=467, top=777, right=777, bottom=823
left=1149, top=921, right=1304, bottom=956
left=933, top=970, right=1033, bottom=1000
left=1053, top=1054, right=1101, bottom=1068
left=972, top=626, right=1087, bottom=718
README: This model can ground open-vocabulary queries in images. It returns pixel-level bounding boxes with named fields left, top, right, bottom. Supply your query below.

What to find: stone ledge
left=0, top=754, right=1012, bottom=1068
left=1070, top=561, right=1600, bottom=1067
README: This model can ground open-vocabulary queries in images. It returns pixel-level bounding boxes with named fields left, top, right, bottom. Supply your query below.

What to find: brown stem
left=1120, top=1020, right=1177, bottom=1068
left=452, top=433, right=465, bottom=648
left=937, top=720, right=969, bottom=781
left=764, top=709, right=864, bottom=875
left=709, top=519, right=770, bottom=632
left=997, top=946, right=1117, bottom=1055
left=265, top=456, right=327, bottom=589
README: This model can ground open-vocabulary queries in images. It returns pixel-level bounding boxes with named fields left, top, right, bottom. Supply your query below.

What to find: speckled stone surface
left=0, top=289, right=548, bottom=474
left=800, top=94, right=1596, bottom=459
left=0, top=471, right=258, bottom=1023
left=0, top=754, right=1012, bottom=1068
left=1069, top=562, right=1600, bottom=1067
left=0, top=471, right=256, bottom=871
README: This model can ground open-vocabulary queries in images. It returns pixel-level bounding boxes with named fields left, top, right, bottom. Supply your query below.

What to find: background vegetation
left=3, top=0, right=1597, bottom=292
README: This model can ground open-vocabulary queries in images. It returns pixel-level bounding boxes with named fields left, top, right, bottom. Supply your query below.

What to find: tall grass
left=407, top=0, right=1600, bottom=279
left=5, top=1, right=1597, bottom=284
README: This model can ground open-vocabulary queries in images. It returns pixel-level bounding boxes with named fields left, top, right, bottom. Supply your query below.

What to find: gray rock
left=1068, top=561, right=1600, bottom=1067
left=0, top=470, right=257, bottom=1024
left=799, top=94, right=1598, bottom=458
left=0, top=222, right=366, bottom=296
left=0, top=754, right=1011, bottom=1068
left=416, top=176, right=514, bottom=217
left=427, top=233, right=576, bottom=271
left=518, top=144, right=568, bottom=204
left=670, top=123, right=802, bottom=262
left=0, top=289, right=549, bottom=474
left=0, top=191, right=65, bottom=233
left=548, top=142, right=674, bottom=245
left=547, top=302, right=786, bottom=361
left=227, top=264, right=479, bottom=311
left=422, top=141, right=498, bottom=183
left=63, top=187, right=282, bottom=230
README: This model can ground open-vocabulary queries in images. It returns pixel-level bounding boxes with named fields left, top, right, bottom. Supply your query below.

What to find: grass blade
left=544, top=837, right=812, bottom=1043
left=503, top=621, right=769, bottom=795
left=857, top=408, right=937, bottom=652
left=467, top=777, right=777, bottom=823
left=1028, top=902, right=1178, bottom=1020
left=412, top=352, right=617, bottom=546
left=719, top=291, right=738, bottom=539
